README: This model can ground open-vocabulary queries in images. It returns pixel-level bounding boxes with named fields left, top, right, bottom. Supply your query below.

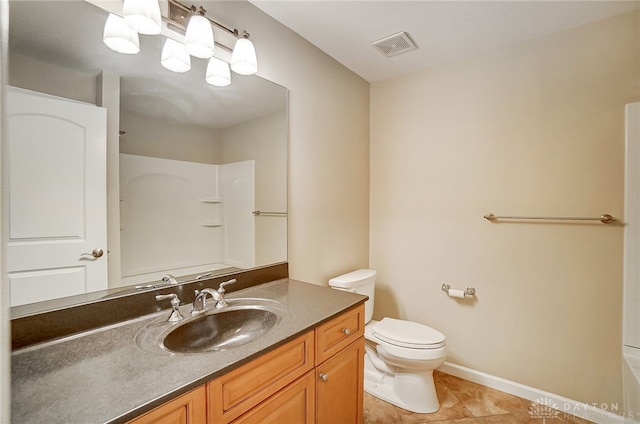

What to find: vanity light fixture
left=102, top=0, right=258, bottom=82
left=206, top=57, right=231, bottom=87
left=103, top=13, right=140, bottom=55
left=161, top=38, right=191, bottom=73
left=167, top=0, right=258, bottom=76
left=230, top=31, right=257, bottom=76
left=184, top=6, right=215, bottom=59
left=122, top=0, right=162, bottom=35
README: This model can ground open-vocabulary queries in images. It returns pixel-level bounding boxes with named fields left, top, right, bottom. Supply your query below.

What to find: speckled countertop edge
left=11, top=279, right=367, bottom=424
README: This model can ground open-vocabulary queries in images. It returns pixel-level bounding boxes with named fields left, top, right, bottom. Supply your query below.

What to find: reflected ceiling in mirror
left=9, top=0, right=285, bottom=129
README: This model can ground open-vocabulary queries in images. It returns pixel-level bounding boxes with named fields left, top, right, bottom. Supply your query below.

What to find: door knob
left=319, top=373, right=329, bottom=382
left=81, top=248, right=104, bottom=259
left=341, top=328, right=351, bottom=335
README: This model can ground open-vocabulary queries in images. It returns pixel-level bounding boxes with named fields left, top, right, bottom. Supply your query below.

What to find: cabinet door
left=127, top=386, right=206, bottom=424
left=232, top=371, right=316, bottom=424
left=316, top=338, right=364, bottom=424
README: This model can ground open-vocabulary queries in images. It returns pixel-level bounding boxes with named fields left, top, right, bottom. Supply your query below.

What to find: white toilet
left=329, top=269, right=447, bottom=413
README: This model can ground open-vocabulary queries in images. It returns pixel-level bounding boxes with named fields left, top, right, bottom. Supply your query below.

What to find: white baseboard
left=438, top=362, right=636, bottom=424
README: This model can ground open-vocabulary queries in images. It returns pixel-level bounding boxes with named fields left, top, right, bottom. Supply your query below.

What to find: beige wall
left=120, top=112, right=221, bottom=164
left=222, top=2, right=371, bottom=285
left=370, top=11, right=639, bottom=406
left=9, top=53, right=96, bottom=104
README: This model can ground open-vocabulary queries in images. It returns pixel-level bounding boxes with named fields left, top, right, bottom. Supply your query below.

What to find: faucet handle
left=155, top=293, right=179, bottom=303
left=217, top=278, right=237, bottom=294
left=155, top=293, right=184, bottom=322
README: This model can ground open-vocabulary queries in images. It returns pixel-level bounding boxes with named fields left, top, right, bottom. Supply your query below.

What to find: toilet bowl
left=364, top=318, right=446, bottom=413
left=329, top=269, right=447, bottom=413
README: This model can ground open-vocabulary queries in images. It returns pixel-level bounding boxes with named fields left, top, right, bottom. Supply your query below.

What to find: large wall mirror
left=7, top=0, right=288, bottom=316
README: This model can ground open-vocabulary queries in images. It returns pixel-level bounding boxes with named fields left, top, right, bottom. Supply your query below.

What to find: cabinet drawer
left=315, top=304, right=364, bottom=365
left=209, top=331, right=315, bottom=424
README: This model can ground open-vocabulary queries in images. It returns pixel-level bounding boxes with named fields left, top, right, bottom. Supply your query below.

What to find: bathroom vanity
left=11, top=278, right=366, bottom=424
left=131, top=304, right=364, bottom=424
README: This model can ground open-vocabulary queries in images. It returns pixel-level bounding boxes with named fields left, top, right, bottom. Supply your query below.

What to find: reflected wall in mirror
left=7, top=0, right=287, bottom=314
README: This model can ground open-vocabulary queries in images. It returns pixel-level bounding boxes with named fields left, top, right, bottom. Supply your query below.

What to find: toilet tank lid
left=329, top=269, right=377, bottom=288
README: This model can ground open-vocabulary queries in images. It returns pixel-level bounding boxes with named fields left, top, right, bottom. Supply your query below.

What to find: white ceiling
left=251, top=0, right=640, bottom=82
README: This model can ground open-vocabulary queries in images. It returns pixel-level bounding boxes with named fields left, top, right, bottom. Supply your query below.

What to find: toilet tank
left=329, top=269, right=376, bottom=324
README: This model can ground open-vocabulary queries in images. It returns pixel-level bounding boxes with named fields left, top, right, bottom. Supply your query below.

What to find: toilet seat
left=373, top=318, right=445, bottom=349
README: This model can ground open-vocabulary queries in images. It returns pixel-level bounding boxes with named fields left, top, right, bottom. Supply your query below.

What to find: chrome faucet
left=191, top=288, right=220, bottom=315
left=191, top=279, right=237, bottom=315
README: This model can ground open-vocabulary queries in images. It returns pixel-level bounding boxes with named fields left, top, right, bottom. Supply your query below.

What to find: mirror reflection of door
left=7, top=87, right=108, bottom=306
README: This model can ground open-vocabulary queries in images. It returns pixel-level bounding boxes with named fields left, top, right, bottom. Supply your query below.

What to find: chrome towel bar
left=483, top=212, right=617, bottom=224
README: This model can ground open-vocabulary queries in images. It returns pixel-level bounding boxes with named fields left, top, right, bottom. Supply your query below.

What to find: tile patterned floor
left=363, top=371, right=594, bottom=424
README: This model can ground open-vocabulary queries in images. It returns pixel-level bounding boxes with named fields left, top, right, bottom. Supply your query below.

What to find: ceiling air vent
left=371, top=31, right=417, bottom=58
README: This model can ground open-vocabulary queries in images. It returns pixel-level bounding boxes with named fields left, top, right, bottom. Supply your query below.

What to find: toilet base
left=364, top=353, right=441, bottom=413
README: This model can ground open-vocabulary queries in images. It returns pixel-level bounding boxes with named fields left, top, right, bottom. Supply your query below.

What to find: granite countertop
left=11, top=279, right=367, bottom=424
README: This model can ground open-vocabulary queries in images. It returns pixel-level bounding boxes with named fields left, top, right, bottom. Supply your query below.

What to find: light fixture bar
left=166, top=0, right=249, bottom=40
left=101, top=0, right=258, bottom=80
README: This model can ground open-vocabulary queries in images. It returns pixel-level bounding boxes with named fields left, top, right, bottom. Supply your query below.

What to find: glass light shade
left=206, top=57, right=231, bottom=87
left=123, top=0, right=162, bottom=35
left=184, top=15, right=214, bottom=59
left=103, top=14, right=140, bottom=54
left=161, top=39, right=191, bottom=73
left=231, top=37, right=257, bottom=75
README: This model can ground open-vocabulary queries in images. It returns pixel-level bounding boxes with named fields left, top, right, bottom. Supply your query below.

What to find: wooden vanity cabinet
left=129, top=304, right=365, bottom=424
left=127, top=386, right=207, bottom=424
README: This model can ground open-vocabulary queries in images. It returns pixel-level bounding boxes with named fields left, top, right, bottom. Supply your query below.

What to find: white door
left=7, top=87, right=108, bottom=306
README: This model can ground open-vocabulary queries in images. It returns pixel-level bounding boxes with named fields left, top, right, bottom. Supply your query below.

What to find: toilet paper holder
left=441, top=283, right=476, bottom=297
